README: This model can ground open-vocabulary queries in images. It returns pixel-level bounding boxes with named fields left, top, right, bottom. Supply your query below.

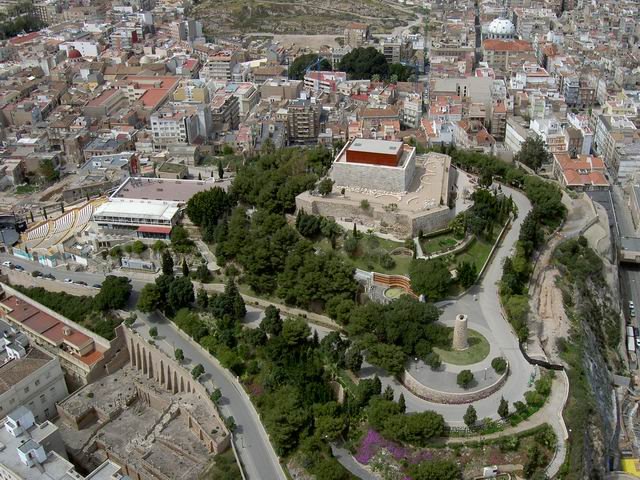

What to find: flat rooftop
left=0, top=418, right=75, bottom=480
left=0, top=346, right=53, bottom=395
left=110, top=177, right=221, bottom=203
left=349, top=138, right=403, bottom=155
left=94, top=201, right=179, bottom=221
left=309, top=152, right=451, bottom=214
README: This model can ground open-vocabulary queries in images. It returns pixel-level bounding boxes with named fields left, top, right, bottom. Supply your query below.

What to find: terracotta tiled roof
left=482, top=39, right=533, bottom=52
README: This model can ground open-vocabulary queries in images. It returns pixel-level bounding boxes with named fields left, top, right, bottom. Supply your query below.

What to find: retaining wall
left=400, top=365, right=509, bottom=404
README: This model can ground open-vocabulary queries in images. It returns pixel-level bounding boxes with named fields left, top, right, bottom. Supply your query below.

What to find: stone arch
left=147, top=350, right=154, bottom=379
left=180, top=376, right=185, bottom=393
left=166, top=365, right=171, bottom=390
left=173, top=370, right=178, bottom=394
left=136, top=343, right=142, bottom=371
left=160, top=360, right=165, bottom=385
left=130, top=338, right=136, bottom=367
left=142, top=347, right=147, bottom=375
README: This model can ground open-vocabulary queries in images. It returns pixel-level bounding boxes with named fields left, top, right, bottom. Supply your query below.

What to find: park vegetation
left=15, top=276, right=132, bottom=340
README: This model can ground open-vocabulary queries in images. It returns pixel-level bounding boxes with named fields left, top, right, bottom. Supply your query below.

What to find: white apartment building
left=0, top=332, right=68, bottom=423
left=0, top=407, right=124, bottom=480
left=200, top=51, right=238, bottom=82
left=530, top=117, right=567, bottom=154
left=150, top=104, right=202, bottom=150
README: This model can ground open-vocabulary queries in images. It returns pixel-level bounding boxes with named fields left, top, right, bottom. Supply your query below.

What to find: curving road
left=0, top=184, right=543, bottom=475
left=0, top=256, right=286, bottom=480
left=354, top=184, right=536, bottom=425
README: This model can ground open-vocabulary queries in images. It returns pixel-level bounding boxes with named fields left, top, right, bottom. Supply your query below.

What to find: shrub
left=457, top=370, right=474, bottom=389
left=491, top=356, right=507, bottom=374
left=149, top=327, right=158, bottom=338
left=424, top=352, right=442, bottom=370
left=524, top=390, right=545, bottom=408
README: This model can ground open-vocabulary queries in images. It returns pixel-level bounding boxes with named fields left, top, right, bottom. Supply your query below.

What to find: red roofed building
left=453, top=119, right=496, bottom=154
left=0, top=284, right=127, bottom=388
left=481, top=39, right=535, bottom=73
left=553, top=153, right=609, bottom=191
left=9, top=32, right=41, bottom=46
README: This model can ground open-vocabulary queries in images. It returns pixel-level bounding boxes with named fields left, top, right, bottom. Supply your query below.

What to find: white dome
left=488, top=18, right=515, bottom=35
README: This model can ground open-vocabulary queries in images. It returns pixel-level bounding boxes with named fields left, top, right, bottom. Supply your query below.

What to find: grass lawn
left=432, top=329, right=490, bottom=365
left=205, top=449, right=242, bottom=480
left=384, top=286, right=406, bottom=299
left=316, top=237, right=413, bottom=276
left=454, top=237, right=493, bottom=272
left=15, top=184, right=38, bottom=195
left=420, top=233, right=460, bottom=254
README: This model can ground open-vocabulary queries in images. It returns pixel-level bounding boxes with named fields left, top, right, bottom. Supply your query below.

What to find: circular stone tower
left=452, top=314, right=469, bottom=351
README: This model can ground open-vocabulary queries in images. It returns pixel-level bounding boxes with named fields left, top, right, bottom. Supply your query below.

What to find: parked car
left=44, top=273, right=55, bottom=280
left=64, top=278, right=73, bottom=283
left=2, top=261, right=12, bottom=267
left=92, top=284, right=102, bottom=289
left=31, top=270, right=42, bottom=277
left=76, top=281, right=87, bottom=286
left=14, top=265, right=24, bottom=271
left=630, top=300, right=635, bottom=309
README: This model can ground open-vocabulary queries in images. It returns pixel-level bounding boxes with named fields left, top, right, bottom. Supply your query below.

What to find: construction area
left=55, top=365, right=229, bottom=480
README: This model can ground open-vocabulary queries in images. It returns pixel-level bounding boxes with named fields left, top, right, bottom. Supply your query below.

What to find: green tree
left=137, top=284, right=162, bottom=312
left=191, top=364, right=204, bottom=379
left=260, top=305, right=283, bottom=336
left=210, top=388, right=222, bottom=404
left=167, top=276, right=194, bottom=311
left=317, top=178, right=334, bottom=196
left=491, top=356, right=507, bottom=374
left=457, top=261, right=477, bottom=288
left=262, top=386, right=311, bottom=455
left=407, top=460, right=462, bottom=480
left=39, top=159, right=59, bottom=183
left=210, top=280, right=246, bottom=321
left=424, top=351, right=442, bottom=370
left=498, top=396, right=509, bottom=418
left=161, top=251, right=174, bottom=275
left=149, top=326, right=158, bottom=338
left=313, top=402, right=346, bottom=440
left=131, top=240, right=147, bottom=255
left=343, top=234, right=358, bottom=257
left=338, top=47, right=389, bottom=80
left=152, top=240, right=167, bottom=254
left=345, top=347, right=363, bottom=372
left=463, top=404, right=477, bottom=427
left=398, top=393, right=406, bottom=413
left=182, top=258, right=190, bottom=277
left=218, top=159, right=224, bottom=179
left=186, top=187, right=231, bottom=227
left=382, top=385, right=394, bottom=401
left=457, top=370, right=474, bottom=389
left=282, top=317, right=311, bottom=347
left=366, top=342, right=406, bottom=375
left=410, top=258, right=451, bottom=301
left=93, top=275, right=132, bottom=311
left=288, top=53, right=331, bottom=79
left=514, top=136, right=551, bottom=171
left=196, top=287, right=209, bottom=309
left=174, top=348, right=184, bottom=362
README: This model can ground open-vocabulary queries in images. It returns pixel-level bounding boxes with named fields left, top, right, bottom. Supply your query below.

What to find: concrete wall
left=330, top=154, right=415, bottom=193
left=296, top=193, right=452, bottom=237
left=121, top=326, right=229, bottom=454
left=3, top=270, right=99, bottom=297
left=400, top=365, right=509, bottom=404
left=411, top=206, right=454, bottom=236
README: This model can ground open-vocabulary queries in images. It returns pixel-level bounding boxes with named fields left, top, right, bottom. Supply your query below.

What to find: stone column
left=452, top=314, right=469, bottom=351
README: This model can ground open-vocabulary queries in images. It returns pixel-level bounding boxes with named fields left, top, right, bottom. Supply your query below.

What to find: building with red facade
left=330, top=138, right=417, bottom=192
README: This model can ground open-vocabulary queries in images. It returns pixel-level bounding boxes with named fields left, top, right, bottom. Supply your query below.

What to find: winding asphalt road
left=355, top=184, right=536, bottom=425
left=0, top=184, right=539, bottom=476
left=0, top=256, right=286, bottom=480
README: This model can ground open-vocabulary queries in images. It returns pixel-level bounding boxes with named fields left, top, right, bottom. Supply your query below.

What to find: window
left=35, top=379, right=40, bottom=386
left=40, top=394, right=46, bottom=404
left=24, top=386, right=29, bottom=394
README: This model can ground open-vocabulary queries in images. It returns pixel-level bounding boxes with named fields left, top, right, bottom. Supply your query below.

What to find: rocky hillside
left=554, top=236, right=621, bottom=478
left=193, top=0, right=417, bottom=35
